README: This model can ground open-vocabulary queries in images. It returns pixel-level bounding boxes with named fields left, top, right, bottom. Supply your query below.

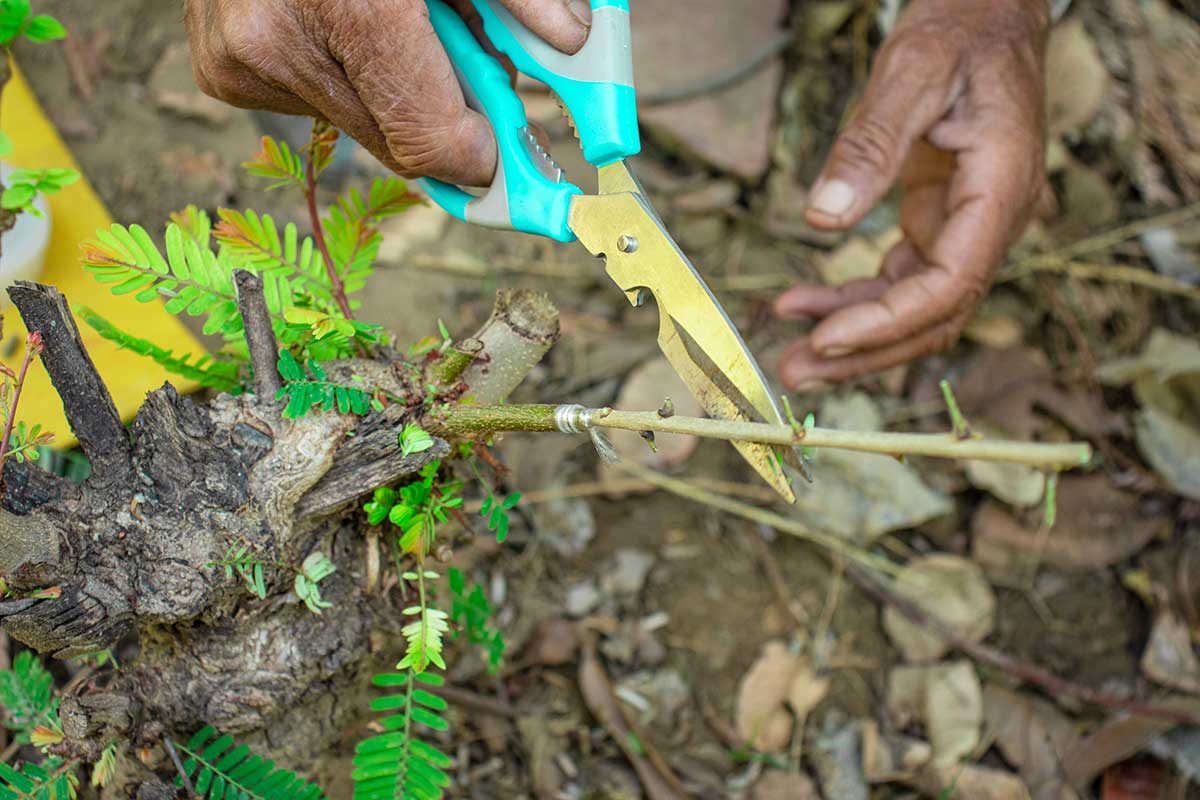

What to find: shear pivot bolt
left=617, top=234, right=639, bottom=254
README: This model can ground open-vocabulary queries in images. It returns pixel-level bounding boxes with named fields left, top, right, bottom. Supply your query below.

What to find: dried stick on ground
left=846, top=565, right=1200, bottom=726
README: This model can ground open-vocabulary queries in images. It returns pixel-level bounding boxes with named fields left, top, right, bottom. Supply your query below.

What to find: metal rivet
left=617, top=234, right=639, bottom=253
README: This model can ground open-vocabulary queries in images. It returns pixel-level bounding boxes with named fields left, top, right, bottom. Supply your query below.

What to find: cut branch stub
left=233, top=269, right=283, bottom=400
left=7, top=282, right=133, bottom=487
left=460, top=289, right=559, bottom=404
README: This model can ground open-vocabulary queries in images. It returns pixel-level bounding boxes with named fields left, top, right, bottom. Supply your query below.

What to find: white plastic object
left=0, top=162, right=51, bottom=303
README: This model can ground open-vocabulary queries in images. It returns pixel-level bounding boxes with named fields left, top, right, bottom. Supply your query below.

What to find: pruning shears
left=420, top=0, right=798, bottom=503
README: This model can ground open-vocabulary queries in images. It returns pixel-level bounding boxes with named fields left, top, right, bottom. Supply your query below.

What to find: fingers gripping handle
left=419, top=0, right=580, bottom=241
left=473, top=0, right=640, bottom=167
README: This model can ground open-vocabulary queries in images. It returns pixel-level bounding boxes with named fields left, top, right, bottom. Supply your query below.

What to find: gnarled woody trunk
left=0, top=281, right=559, bottom=788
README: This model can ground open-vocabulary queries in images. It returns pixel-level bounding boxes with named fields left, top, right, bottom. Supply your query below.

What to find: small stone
left=149, top=43, right=232, bottom=126
left=672, top=179, right=740, bottom=213
left=633, top=0, right=789, bottom=178
left=602, top=548, right=656, bottom=597
left=565, top=581, right=601, bottom=617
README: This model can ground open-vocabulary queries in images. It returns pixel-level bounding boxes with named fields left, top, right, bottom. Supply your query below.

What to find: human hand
left=184, top=0, right=591, bottom=186
left=774, top=0, right=1050, bottom=390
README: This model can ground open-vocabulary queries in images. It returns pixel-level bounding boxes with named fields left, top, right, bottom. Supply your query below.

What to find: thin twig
left=614, top=460, right=902, bottom=577
left=426, top=682, right=520, bottom=719
left=0, top=334, right=39, bottom=492
left=1002, top=256, right=1200, bottom=302
left=464, top=475, right=782, bottom=512
left=1052, top=201, right=1200, bottom=260
left=162, top=737, right=198, bottom=799
left=744, top=528, right=810, bottom=629
left=845, top=565, right=1200, bottom=726
left=303, top=145, right=353, bottom=322
left=233, top=270, right=282, bottom=400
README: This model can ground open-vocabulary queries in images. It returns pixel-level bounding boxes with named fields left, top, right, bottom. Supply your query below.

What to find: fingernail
left=818, top=345, right=853, bottom=358
left=567, top=0, right=593, bottom=27
left=793, top=379, right=831, bottom=393
left=808, top=179, right=856, bottom=218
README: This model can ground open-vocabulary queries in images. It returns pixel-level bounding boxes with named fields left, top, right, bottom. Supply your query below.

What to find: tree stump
left=0, top=282, right=559, bottom=786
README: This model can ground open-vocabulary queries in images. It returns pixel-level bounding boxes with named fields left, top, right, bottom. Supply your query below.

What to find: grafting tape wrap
left=554, top=404, right=619, bottom=463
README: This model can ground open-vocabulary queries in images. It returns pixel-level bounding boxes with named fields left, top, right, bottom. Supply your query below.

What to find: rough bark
left=0, top=285, right=560, bottom=776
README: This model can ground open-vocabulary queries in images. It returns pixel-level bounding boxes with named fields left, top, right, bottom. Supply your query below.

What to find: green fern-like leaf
left=169, top=204, right=212, bottom=247
left=213, top=209, right=334, bottom=311
left=175, top=725, right=327, bottom=800
left=0, top=757, right=78, bottom=800
left=353, top=671, right=451, bottom=800
left=75, top=305, right=242, bottom=393
left=323, top=177, right=421, bottom=298
left=81, top=223, right=249, bottom=337
left=242, top=136, right=306, bottom=191
left=0, top=652, right=58, bottom=742
left=275, top=350, right=375, bottom=418
left=398, top=606, right=449, bottom=673
left=447, top=568, right=505, bottom=673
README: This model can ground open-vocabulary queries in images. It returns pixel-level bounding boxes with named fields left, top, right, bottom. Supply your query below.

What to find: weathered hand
left=774, top=0, right=1050, bottom=390
left=184, top=0, right=591, bottom=186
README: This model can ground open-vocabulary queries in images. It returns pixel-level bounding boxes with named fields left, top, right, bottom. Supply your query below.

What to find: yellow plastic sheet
left=1, top=64, right=203, bottom=450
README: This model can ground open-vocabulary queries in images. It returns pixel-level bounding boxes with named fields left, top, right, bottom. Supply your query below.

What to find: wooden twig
left=1002, top=256, right=1200, bottom=303
left=162, top=737, right=198, bottom=799
left=7, top=282, right=133, bottom=486
left=437, top=404, right=1093, bottom=470
left=425, top=683, right=520, bottom=719
left=613, top=460, right=902, bottom=576
left=846, top=565, right=1200, bottom=726
left=0, top=333, right=41, bottom=493
left=233, top=270, right=282, bottom=400
left=302, top=123, right=353, bottom=322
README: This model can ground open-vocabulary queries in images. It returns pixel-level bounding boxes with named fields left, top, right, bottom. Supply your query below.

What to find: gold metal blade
left=569, top=162, right=796, bottom=503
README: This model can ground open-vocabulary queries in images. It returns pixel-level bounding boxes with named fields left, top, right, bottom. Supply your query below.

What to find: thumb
left=500, top=0, right=592, bottom=54
left=806, top=42, right=959, bottom=230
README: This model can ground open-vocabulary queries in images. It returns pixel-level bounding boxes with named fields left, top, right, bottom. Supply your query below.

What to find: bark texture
left=0, top=283, right=560, bottom=778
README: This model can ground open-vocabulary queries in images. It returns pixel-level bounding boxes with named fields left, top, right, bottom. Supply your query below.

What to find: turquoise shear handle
left=418, top=0, right=640, bottom=242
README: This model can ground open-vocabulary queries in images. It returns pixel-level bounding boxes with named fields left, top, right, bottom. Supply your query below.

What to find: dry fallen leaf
left=786, top=660, right=832, bottom=719
left=1098, top=328, right=1200, bottom=501
left=735, top=640, right=800, bottom=752
left=818, top=227, right=902, bottom=285
left=918, top=763, right=1034, bottom=800
left=965, top=457, right=1047, bottom=509
left=956, top=346, right=1123, bottom=441
left=887, top=661, right=983, bottom=767
left=860, top=719, right=932, bottom=784
left=1141, top=610, right=1200, bottom=694
left=883, top=555, right=996, bottom=662
left=791, top=393, right=952, bottom=543
left=972, top=476, right=1164, bottom=576
left=963, top=314, right=1025, bottom=349
left=522, top=617, right=582, bottom=667
left=983, top=684, right=1081, bottom=800
left=578, top=639, right=688, bottom=800
left=752, top=770, right=821, bottom=800
left=1135, top=406, right=1200, bottom=502
left=1100, top=756, right=1171, bottom=800
left=1045, top=17, right=1109, bottom=136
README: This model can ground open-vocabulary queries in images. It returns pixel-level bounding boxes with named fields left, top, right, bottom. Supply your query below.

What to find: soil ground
left=8, top=0, right=1200, bottom=798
